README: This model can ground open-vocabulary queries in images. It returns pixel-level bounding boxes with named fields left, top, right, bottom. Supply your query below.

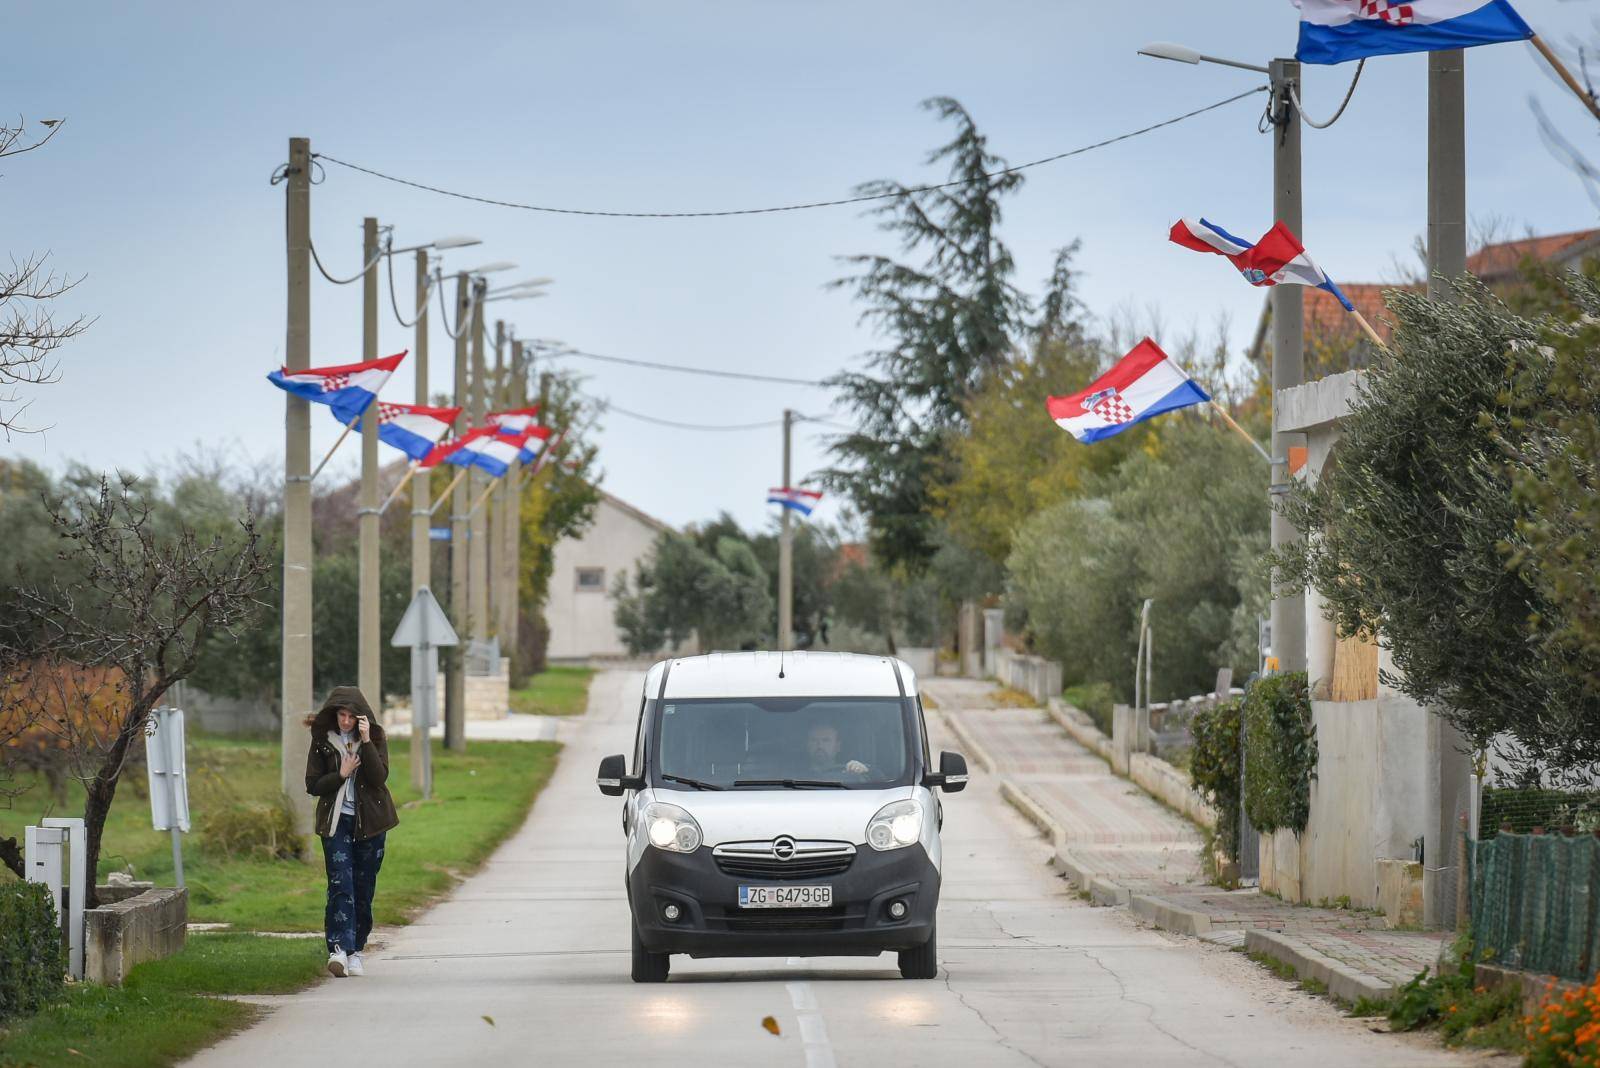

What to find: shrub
left=1241, top=672, right=1316, bottom=834
left=1389, top=934, right=1522, bottom=1052
left=1190, top=696, right=1243, bottom=861
left=196, top=798, right=300, bottom=861
left=1479, top=787, right=1600, bottom=839
left=1062, top=682, right=1115, bottom=736
left=0, top=881, right=66, bottom=1024
left=1526, top=973, right=1600, bottom=1066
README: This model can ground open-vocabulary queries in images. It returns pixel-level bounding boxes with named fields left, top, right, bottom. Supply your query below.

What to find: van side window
left=631, top=696, right=648, bottom=775
left=916, top=696, right=932, bottom=765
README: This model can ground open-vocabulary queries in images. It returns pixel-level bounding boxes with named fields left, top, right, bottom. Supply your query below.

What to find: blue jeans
left=321, top=812, right=386, bottom=954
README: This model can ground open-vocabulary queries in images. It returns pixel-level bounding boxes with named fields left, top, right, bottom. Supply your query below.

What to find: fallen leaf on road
left=761, top=1016, right=781, bottom=1036
left=482, top=1015, right=495, bottom=1026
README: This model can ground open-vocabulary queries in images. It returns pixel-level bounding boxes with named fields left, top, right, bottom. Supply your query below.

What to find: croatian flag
left=353, top=402, right=462, bottom=462
left=1047, top=339, right=1210, bottom=444
left=514, top=425, right=553, bottom=465
left=1170, top=218, right=1354, bottom=312
left=487, top=406, right=542, bottom=436
left=1293, top=0, right=1532, bottom=65
left=441, top=426, right=521, bottom=478
left=767, top=487, right=823, bottom=516
left=266, top=351, right=407, bottom=423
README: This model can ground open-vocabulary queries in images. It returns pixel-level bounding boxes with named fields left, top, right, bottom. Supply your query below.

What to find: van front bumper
left=628, top=843, right=939, bottom=958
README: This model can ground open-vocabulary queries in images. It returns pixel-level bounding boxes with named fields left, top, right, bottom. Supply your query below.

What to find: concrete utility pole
left=468, top=288, right=490, bottom=643
left=411, top=249, right=432, bottom=598
left=281, top=137, right=315, bottom=835
left=499, top=339, right=524, bottom=654
left=410, top=248, right=431, bottom=791
left=445, top=272, right=470, bottom=752
left=1268, top=58, right=1306, bottom=676
left=488, top=321, right=507, bottom=638
left=359, top=217, right=382, bottom=716
left=777, top=408, right=795, bottom=651
left=1425, top=46, right=1472, bottom=930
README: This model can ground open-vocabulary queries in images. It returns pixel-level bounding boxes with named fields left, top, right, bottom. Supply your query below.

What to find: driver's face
left=807, top=725, right=840, bottom=765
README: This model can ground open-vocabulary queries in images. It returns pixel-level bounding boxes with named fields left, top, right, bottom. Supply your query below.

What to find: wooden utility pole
left=358, top=217, right=382, bottom=716
left=777, top=409, right=795, bottom=651
left=445, top=272, right=470, bottom=752
left=410, top=248, right=431, bottom=791
left=281, top=137, right=315, bottom=835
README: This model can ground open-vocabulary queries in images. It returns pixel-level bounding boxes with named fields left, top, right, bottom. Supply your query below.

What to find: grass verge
left=0, top=738, right=559, bottom=1066
left=509, top=665, right=595, bottom=717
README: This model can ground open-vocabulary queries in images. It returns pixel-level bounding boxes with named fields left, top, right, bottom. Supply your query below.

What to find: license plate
left=738, top=885, right=833, bottom=908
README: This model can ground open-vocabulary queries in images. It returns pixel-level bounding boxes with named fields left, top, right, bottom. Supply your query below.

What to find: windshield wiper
left=660, top=773, right=725, bottom=791
left=732, top=778, right=845, bottom=789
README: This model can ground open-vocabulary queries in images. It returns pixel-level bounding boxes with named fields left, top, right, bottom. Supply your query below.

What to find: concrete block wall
left=992, top=650, right=1063, bottom=705
left=85, top=886, right=186, bottom=985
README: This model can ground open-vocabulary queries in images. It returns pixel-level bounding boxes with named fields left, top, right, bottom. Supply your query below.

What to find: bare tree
left=0, top=476, right=273, bottom=898
left=1, top=116, right=89, bottom=437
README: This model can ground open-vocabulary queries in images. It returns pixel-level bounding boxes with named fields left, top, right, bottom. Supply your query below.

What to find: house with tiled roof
left=1248, top=227, right=1600, bottom=373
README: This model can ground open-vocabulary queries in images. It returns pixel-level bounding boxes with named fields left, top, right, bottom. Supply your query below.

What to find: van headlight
left=643, top=801, right=702, bottom=853
left=866, top=799, right=923, bottom=851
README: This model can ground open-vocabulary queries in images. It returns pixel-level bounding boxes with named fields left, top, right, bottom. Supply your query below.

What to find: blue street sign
left=429, top=527, right=451, bottom=541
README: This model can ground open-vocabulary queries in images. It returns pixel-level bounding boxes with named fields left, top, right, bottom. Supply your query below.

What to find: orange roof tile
left=1465, top=229, right=1600, bottom=280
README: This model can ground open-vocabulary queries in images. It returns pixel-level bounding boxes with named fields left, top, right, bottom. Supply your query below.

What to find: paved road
left=189, top=669, right=1482, bottom=1067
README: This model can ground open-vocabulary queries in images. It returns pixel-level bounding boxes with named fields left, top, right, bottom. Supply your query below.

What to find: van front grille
left=724, top=908, right=847, bottom=933
left=715, top=854, right=854, bottom=879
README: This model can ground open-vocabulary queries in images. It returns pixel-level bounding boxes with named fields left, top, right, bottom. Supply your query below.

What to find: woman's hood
left=305, top=685, right=384, bottom=738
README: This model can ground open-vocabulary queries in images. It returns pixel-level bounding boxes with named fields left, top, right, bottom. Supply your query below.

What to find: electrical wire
left=540, top=345, right=830, bottom=387
left=600, top=400, right=785, bottom=431
left=434, top=276, right=480, bottom=341
left=308, top=87, right=1267, bottom=221
left=1290, top=59, right=1364, bottom=130
left=386, top=250, right=436, bottom=328
left=309, top=238, right=383, bottom=285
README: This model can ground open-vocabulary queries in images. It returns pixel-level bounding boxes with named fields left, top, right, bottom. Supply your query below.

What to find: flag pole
left=310, top=416, right=359, bottom=482
left=467, top=476, right=500, bottom=516
left=1206, top=399, right=1273, bottom=464
left=1349, top=307, right=1387, bottom=351
left=378, top=464, right=420, bottom=515
left=1531, top=35, right=1600, bottom=123
left=428, top=468, right=470, bottom=516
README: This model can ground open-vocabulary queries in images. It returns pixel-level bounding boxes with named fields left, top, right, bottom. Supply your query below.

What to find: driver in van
left=806, top=722, right=870, bottom=777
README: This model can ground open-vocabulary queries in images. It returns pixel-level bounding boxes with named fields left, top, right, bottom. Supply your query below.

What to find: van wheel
left=631, top=919, right=670, bottom=983
left=898, top=922, right=938, bottom=980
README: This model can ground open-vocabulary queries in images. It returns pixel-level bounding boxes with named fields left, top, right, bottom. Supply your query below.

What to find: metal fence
left=1472, top=831, right=1600, bottom=982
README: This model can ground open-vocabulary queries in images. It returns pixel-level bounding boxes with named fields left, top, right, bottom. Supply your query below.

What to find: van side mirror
left=596, top=754, right=641, bottom=796
left=927, top=751, right=968, bottom=793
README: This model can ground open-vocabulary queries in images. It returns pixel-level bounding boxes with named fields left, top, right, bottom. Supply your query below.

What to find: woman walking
left=305, top=686, right=398, bottom=977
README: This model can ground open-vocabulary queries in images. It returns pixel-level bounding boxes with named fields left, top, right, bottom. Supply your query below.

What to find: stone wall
left=992, top=650, right=1062, bottom=705
left=85, top=886, right=186, bottom=985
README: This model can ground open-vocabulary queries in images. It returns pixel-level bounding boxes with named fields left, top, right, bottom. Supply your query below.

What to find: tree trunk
left=0, top=834, right=22, bottom=879
left=80, top=728, right=136, bottom=911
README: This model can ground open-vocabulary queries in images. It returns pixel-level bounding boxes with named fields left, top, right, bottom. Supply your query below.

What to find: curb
left=1053, top=846, right=1131, bottom=906
left=999, top=781, right=1063, bottom=849
left=1244, top=929, right=1398, bottom=1005
left=1045, top=700, right=1113, bottom=764
left=1129, top=893, right=1213, bottom=937
left=937, top=709, right=999, bottom=777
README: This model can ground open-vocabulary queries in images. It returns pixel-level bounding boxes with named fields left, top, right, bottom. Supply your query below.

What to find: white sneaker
left=327, top=948, right=348, bottom=977
left=347, top=952, right=364, bottom=977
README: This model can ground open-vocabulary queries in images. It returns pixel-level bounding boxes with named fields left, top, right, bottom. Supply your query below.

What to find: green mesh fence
left=1479, top=787, right=1600, bottom=841
left=1472, top=832, right=1600, bottom=982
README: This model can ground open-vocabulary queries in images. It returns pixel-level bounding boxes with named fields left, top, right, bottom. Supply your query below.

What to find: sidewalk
left=924, top=676, right=1449, bottom=1007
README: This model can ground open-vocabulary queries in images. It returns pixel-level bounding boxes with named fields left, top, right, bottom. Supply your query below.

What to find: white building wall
left=545, top=493, right=671, bottom=661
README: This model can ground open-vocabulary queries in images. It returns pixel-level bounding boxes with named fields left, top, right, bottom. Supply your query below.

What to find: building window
left=576, top=567, right=605, bottom=592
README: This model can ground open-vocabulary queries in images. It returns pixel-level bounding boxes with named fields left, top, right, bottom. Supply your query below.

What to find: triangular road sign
left=390, top=586, right=459, bottom=648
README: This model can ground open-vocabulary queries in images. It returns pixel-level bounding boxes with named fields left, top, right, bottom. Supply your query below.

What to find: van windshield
left=652, top=697, right=914, bottom=790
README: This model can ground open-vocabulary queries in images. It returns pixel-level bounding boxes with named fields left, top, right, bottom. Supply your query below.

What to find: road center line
left=785, top=981, right=837, bottom=1068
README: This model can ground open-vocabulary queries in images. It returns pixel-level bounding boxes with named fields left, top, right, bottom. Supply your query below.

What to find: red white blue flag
left=486, top=406, right=542, bottom=436
left=1170, top=218, right=1354, bottom=312
left=438, top=426, right=521, bottom=478
left=514, top=425, right=553, bottom=465
left=353, top=402, right=462, bottom=462
left=266, top=351, right=407, bottom=423
left=1047, top=339, right=1210, bottom=444
left=1293, top=0, right=1532, bottom=65
left=767, top=487, right=822, bottom=516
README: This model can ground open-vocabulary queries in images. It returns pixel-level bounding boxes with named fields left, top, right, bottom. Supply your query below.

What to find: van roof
left=645, top=651, right=917, bottom=700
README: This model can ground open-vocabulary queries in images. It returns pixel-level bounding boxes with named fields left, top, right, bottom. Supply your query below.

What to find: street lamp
left=1138, top=39, right=1305, bottom=676
left=460, top=260, right=517, bottom=276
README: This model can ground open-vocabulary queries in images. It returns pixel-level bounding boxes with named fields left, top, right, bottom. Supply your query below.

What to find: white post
left=40, top=817, right=87, bottom=979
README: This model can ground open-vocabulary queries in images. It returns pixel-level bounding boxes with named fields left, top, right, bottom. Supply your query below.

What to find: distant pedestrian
left=305, top=686, right=398, bottom=978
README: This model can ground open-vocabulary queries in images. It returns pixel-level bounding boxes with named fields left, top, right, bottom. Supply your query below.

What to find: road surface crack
left=1076, top=945, right=1244, bottom=1068
left=939, top=967, right=1049, bottom=1068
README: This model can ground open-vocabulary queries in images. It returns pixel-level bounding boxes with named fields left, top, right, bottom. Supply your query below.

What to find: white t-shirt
left=339, top=730, right=358, bottom=816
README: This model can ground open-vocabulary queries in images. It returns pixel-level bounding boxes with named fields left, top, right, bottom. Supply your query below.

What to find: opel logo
left=772, top=836, right=796, bottom=860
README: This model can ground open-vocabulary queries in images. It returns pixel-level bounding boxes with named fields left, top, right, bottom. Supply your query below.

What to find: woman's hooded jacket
left=304, top=686, right=399, bottom=839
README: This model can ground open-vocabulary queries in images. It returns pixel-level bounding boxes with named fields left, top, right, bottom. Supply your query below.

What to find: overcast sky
left=5, top=1, right=1599, bottom=531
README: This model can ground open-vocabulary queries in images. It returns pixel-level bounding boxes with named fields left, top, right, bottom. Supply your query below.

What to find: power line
left=541, top=346, right=830, bottom=387
left=600, top=401, right=785, bottom=432
left=309, top=87, right=1266, bottom=221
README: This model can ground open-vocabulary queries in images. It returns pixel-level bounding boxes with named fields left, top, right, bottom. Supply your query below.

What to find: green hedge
left=1190, top=696, right=1243, bottom=861
left=1242, top=672, right=1316, bottom=835
left=1479, top=788, right=1600, bottom=840
left=0, top=881, right=66, bottom=1024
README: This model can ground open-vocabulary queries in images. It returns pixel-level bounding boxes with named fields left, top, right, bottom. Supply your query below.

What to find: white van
left=596, top=651, right=968, bottom=982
